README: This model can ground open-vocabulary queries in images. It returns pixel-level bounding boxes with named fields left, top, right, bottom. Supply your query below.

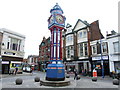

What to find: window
left=7, top=37, right=21, bottom=51
left=7, top=42, right=9, bottom=49
left=92, top=45, right=96, bottom=54
left=102, top=42, right=107, bottom=53
left=41, top=42, right=45, bottom=46
left=70, top=36, right=73, bottom=41
left=79, top=32, right=82, bottom=38
left=12, top=43, right=17, bottom=50
left=80, top=43, right=83, bottom=56
left=66, top=46, right=70, bottom=58
left=83, top=31, right=87, bottom=38
left=71, top=46, right=74, bottom=56
left=113, top=42, right=119, bottom=53
left=84, top=43, right=88, bottom=56
left=18, top=40, right=21, bottom=51
left=97, top=43, right=101, bottom=54
left=79, top=43, right=88, bottom=57
left=66, top=35, right=73, bottom=42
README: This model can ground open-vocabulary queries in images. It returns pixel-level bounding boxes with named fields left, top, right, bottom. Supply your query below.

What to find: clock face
left=56, top=14, right=64, bottom=24
left=49, top=16, right=54, bottom=24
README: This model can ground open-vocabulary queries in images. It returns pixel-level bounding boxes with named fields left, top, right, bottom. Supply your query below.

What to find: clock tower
left=46, top=3, right=66, bottom=81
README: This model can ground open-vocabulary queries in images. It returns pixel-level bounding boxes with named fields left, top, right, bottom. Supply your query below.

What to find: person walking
left=30, top=67, right=33, bottom=75
left=15, top=67, right=18, bottom=75
left=74, top=69, right=78, bottom=80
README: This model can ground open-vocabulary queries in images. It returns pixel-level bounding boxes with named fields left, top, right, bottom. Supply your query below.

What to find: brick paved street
left=1, top=71, right=119, bottom=89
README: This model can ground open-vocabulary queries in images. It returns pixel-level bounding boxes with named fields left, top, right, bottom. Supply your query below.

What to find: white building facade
left=90, top=39, right=109, bottom=76
left=107, top=33, right=120, bottom=74
left=65, top=24, right=75, bottom=73
left=0, top=28, right=25, bottom=74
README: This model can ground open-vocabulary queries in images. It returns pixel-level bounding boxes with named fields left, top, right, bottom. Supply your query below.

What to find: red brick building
left=38, top=37, right=50, bottom=71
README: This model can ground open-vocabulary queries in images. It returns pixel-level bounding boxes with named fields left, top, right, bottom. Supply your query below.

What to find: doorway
left=2, top=64, right=9, bottom=74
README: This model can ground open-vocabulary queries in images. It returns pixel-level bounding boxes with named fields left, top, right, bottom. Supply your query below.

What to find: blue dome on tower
left=50, top=3, right=63, bottom=14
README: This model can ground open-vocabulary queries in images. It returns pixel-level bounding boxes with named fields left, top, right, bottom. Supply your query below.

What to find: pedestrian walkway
left=1, top=71, right=119, bottom=88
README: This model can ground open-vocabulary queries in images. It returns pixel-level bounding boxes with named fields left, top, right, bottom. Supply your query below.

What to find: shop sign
left=11, top=61, right=22, bottom=63
left=66, top=63, right=75, bottom=65
left=2, top=61, right=9, bottom=64
left=92, top=56, right=108, bottom=60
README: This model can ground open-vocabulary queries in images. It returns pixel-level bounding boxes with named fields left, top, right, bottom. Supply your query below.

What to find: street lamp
left=97, top=39, right=104, bottom=78
left=100, top=38, right=104, bottom=78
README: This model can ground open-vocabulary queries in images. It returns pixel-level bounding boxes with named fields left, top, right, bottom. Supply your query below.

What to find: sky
left=0, top=0, right=119, bottom=58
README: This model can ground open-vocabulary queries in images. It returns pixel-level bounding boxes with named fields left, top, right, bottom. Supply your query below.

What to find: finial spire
left=50, top=3, right=63, bottom=14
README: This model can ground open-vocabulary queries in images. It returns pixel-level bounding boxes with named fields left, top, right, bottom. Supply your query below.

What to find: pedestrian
left=15, top=67, right=18, bottom=75
left=74, top=69, right=78, bottom=80
left=30, top=67, right=33, bottom=75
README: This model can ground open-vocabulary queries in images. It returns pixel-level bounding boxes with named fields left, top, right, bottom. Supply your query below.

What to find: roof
left=73, top=19, right=90, bottom=32
left=50, top=3, right=63, bottom=14
left=0, top=28, right=25, bottom=38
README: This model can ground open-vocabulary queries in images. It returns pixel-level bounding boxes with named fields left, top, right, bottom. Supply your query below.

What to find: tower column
left=46, top=3, right=65, bottom=81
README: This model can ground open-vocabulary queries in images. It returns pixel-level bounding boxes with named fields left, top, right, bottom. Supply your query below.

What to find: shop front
left=2, top=56, right=23, bottom=74
left=92, top=55, right=109, bottom=76
left=65, top=62, right=75, bottom=74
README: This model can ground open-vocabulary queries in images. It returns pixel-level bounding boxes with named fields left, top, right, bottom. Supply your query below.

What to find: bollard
left=92, top=69, right=97, bottom=82
left=93, top=69, right=97, bottom=77
left=113, top=79, right=119, bottom=85
left=16, top=78, right=23, bottom=85
left=66, top=74, right=70, bottom=78
left=34, top=77, right=40, bottom=82
left=76, top=75, right=80, bottom=80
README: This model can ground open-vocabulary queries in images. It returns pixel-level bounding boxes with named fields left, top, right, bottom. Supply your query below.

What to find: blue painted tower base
left=46, top=61, right=65, bottom=81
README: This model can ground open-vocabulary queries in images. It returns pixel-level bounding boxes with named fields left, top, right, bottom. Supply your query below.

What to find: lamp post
left=100, top=38, right=104, bottom=78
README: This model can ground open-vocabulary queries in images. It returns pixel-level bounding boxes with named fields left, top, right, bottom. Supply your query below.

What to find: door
left=78, top=63, right=83, bottom=74
left=2, top=64, right=9, bottom=74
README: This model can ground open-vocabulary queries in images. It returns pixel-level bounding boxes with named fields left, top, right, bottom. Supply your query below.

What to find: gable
left=73, top=19, right=88, bottom=32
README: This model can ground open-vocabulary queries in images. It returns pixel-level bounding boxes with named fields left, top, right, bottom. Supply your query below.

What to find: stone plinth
left=40, top=78, right=70, bottom=87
